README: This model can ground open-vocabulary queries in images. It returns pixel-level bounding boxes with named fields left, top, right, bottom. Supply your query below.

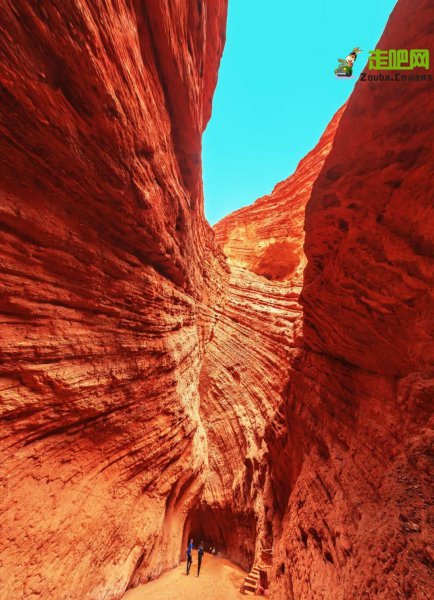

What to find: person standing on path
left=186, top=539, right=194, bottom=575
left=197, top=541, right=204, bottom=576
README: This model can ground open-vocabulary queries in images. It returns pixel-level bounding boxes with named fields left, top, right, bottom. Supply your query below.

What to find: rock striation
left=215, top=105, right=345, bottom=283
left=0, top=1, right=228, bottom=599
left=195, top=106, right=345, bottom=570
left=207, top=2, right=433, bottom=598
left=265, top=1, right=434, bottom=598
left=0, top=0, right=433, bottom=599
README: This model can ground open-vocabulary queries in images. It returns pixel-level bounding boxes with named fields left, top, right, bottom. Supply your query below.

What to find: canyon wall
left=0, top=0, right=433, bottom=599
left=202, top=107, right=344, bottom=569
left=210, top=1, right=433, bottom=598
left=0, top=1, right=228, bottom=599
left=264, top=0, right=434, bottom=598
left=215, top=105, right=345, bottom=282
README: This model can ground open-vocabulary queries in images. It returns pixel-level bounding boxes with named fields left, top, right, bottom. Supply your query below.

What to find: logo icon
left=334, top=47, right=362, bottom=77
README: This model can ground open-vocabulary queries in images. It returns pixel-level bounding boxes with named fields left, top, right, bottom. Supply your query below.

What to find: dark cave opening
left=182, top=505, right=228, bottom=559
left=181, top=504, right=256, bottom=572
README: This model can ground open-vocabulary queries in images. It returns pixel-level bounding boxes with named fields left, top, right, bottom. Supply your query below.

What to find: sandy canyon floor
left=122, top=553, right=245, bottom=600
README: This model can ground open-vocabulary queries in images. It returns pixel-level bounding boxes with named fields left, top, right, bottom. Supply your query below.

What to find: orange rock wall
left=1, top=0, right=433, bottom=599
left=215, top=105, right=345, bottom=282
left=202, top=108, right=344, bottom=570
left=0, top=1, right=228, bottom=599
left=266, top=1, right=434, bottom=598
left=210, top=2, right=433, bottom=598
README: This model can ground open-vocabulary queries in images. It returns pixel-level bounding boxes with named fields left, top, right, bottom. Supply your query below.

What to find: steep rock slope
left=215, top=105, right=345, bottom=282
left=0, top=0, right=432, bottom=599
left=191, top=266, right=298, bottom=569
left=0, top=2, right=227, bottom=599
left=266, top=0, right=434, bottom=598
left=197, top=108, right=344, bottom=570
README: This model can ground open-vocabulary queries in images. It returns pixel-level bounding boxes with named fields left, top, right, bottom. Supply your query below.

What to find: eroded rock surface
left=266, top=1, right=434, bottom=598
left=0, top=0, right=433, bottom=599
left=0, top=1, right=227, bottom=598
left=215, top=105, right=345, bottom=282
left=193, top=106, right=345, bottom=570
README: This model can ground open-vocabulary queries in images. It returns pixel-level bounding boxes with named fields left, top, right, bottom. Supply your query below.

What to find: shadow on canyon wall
left=0, top=1, right=432, bottom=599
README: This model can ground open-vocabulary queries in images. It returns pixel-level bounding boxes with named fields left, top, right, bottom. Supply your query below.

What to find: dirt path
left=122, top=552, right=246, bottom=600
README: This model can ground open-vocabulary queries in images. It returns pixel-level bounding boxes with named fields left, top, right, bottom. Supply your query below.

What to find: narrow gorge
left=0, top=1, right=432, bottom=600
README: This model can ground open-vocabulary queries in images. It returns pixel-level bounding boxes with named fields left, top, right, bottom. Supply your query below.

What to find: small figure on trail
left=197, top=541, right=204, bottom=576
left=186, top=538, right=194, bottom=575
left=212, top=546, right=216, bottom=556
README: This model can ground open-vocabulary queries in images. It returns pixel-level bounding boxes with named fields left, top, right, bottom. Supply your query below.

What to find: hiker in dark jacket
left=186, top=539, right=193, bottom=575
left=197, top=541, right=204, bottom=576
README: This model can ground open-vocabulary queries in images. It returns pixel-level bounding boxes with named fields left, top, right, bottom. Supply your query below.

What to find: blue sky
left=203, top=0, right=397, bottom=224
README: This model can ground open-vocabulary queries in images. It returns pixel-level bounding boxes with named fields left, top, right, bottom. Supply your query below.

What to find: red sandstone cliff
left=265, top=1, right=434, bottom=598
left=192, top=106, right=344, bottom=571
left=0, top=0, right=433, bottom=599
left=0, top=1, right=227, bottom=598
left=215, top=105, right=345, bottom=282
left=193, top=106, right=344, bottom=569
left=210, top=2, right=433, bottom=598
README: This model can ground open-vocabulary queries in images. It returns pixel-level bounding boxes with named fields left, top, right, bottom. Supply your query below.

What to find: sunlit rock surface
left=199, top=107, right=345, bottom=570
left=266, top=0, right=434, bottom=598
left=1, top=0, right=433, bottom=599
left=215, top=105, right=345, bottom=282
left=0, top=1, right=228, bottom=598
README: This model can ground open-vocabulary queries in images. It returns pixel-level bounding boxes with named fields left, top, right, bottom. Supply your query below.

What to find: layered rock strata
left=197, top=107, right=345, bottom=570
left=0, top=1, right=228, bottom=599
left=215, top=105, right=345, bottom=282
left=0, top=0, right=433, bottom=599
left=265, top=0, right=434, bottom=598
